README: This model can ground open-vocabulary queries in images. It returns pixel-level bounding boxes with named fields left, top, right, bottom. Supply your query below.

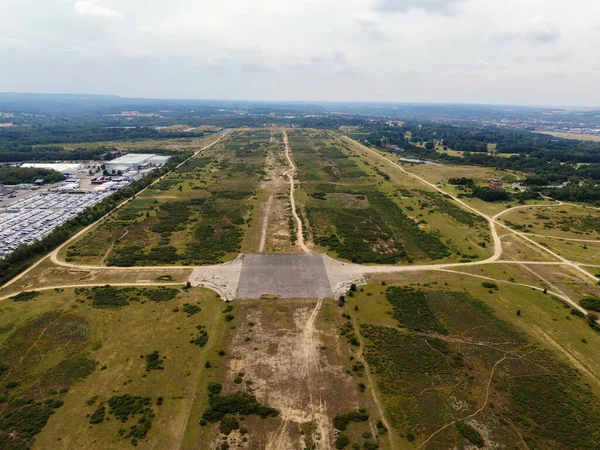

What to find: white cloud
left=0, top=37, right=27, bottom=48
left=514, top=52, right=525, bottom=62
left=74, top=1, right=123, bottom=20
left=0, top=0, right=599, bottom=105
left=373, top=0, right=466, bottom=15
left=493, top=17, right=561, bottom=44
left=473, top=60, right=506, bottom=70
left=527, top=16, right=561, bottom=43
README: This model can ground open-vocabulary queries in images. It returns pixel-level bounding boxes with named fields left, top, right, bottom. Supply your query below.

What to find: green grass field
left=502, top=204, right=600, bottom=239
left=34, top=133, right=222, bottom=152
left=0, top=286, right=230, bottom=449
left=532, top=237, right=600, bottom=265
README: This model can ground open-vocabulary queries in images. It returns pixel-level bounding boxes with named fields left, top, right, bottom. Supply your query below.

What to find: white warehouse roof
left=147, top=155, right=171, bottom=165
left=107, top=154, right=156, bottom=165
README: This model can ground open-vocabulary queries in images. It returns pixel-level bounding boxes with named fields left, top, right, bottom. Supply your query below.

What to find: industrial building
left=104, top=154, right=170, bottom=174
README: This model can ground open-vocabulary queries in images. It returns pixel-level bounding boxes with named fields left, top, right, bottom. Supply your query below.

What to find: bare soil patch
left=208, top=299, right=384, bottom=449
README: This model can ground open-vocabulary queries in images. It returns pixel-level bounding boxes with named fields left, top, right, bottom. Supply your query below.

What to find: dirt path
left=282, top=130, right=310, bottom=254
left=4, top=130, right=600, bottom=449
left=492, top=201, right=600, bottom=282
left=417, top=353, right=512, bottom=449
left=98, top=228, right=128, bottom=265
left=301, top=298, right=331, bottom=449
left=173, top=306, right=225, bottom=450
left=525, top=233, right=600, bottom=243
left=266, top=298, right=332, bottom=450
left=339, top=135, right=600, bottom=286
left=259, top=194, right=274, bottom=252
left=0, top=310, right=66, bottom=388
left=352, top=319, right=397, bottom=449
left=436, top=268, right=586, bottom=313
left=495, top=220, right=599, bottom=283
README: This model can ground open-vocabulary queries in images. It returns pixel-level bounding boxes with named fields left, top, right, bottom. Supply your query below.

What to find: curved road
left=342, top=137, right=599, bottom=285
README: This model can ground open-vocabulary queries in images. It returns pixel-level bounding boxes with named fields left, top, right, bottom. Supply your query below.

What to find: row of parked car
left=0, top=191, right=112, bottom=257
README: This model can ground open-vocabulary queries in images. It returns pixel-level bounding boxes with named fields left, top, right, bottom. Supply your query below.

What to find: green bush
left=144, top=351, right=165, bottom=371
left=208, top=382, right=223, bottom=395
left=202, top=392, right=278, bottom=423
left=108, top=395, right=152, bottom=422
left=91, top=285, right=128, bottom=307
left=335, top=433, right=350, bottom=449
left=456, top=421, right=484, bottom=447
left=384, top=287, right=448, bottom=334
left=10, top=291, right=40, bottom=302
left=190, top=325, right=209, bottom=347
left=105, top=394, right=155, bottom=444
left=89, top=405, right=106, bottom=424
left=145, top=288, right=179, bottom=302
left=363, top=440, right=380, bottom=449
left=333, top=410, right=370, bottom=431
left=183, top=303, right=201, bottom=316
left=219, top=415, right=240, bottom=435
left=571, top=308, right=586, bottom=318
left=0, top=401, right=54, bottom=447
left=43, top=399, right=64, bottom=409
left=580, top=297, right=600, bottom=312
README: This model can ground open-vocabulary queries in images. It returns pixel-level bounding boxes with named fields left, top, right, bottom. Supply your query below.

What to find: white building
left=104, top=153, right=170, bottom=174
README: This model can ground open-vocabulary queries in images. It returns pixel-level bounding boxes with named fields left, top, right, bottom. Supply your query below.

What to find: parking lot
left=0, top=191, right=113, bottom=257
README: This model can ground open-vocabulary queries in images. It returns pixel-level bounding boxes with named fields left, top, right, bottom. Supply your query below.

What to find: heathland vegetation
left=64, top=130, right=268, bottom=266
left=290, top=130, right=492, bottom=264
left=0, top=286, right=229, bottom=449
left=345, top=283, right=600, bottom=449
left=2, top=121, right=600, bottom=450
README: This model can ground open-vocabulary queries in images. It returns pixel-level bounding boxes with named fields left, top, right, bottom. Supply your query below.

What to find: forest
left=0, top=166, right=65, bottom=185
left=354, top=122, right=600, bottom=203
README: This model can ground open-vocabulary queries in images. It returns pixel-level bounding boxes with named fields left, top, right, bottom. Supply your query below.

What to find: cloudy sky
left=0, top=0, right=599, bottom=106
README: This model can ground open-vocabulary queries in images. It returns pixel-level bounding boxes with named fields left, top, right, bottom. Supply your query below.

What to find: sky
left=0, top=0, right=599, bottom=106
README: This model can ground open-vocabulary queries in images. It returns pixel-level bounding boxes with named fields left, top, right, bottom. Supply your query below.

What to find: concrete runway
left=236, top=254, right=333, bottom=299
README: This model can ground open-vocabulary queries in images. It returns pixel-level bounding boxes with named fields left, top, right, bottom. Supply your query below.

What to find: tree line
left=0, top=166, right=65, bottom=185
